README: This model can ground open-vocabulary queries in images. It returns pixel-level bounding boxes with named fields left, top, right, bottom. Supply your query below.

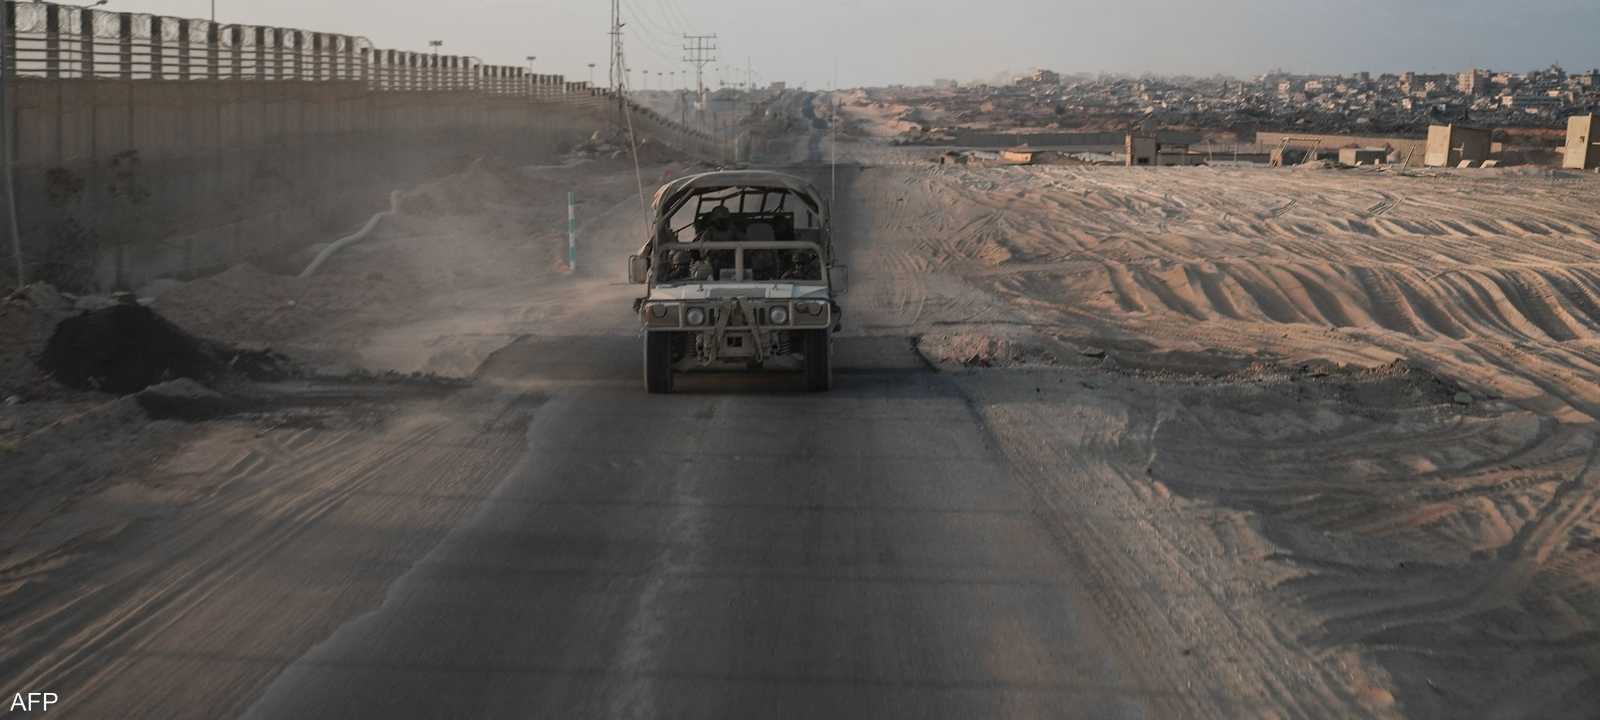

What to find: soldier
left=699, top=206, right=739, bottom=243
left=665, top=249, right=694, bottom=281
left=781, top=250, right=820, bottom=280
left=688, top=252, right=715, bottom=281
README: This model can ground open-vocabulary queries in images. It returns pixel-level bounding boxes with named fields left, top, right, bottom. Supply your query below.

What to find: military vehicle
left=629, top=171, right=846, bottom=393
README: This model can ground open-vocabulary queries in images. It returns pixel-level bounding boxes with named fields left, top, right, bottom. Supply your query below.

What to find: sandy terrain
left=832, top=156, right=1600, bottom=716
left=154, top=157, right=679, bottom=376
left=829, top=89, right=937, bottom=139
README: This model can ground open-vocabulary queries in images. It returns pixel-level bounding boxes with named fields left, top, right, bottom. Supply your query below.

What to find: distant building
left=1018, top=69, right=1059, bottom=86
left=1125, top=134, right=1159, bottom=166
left=1565, top=114, right=1599, bottom=170
left=1402, top=73, right=1450, bottom=97
left=933, top=78, right=958, bottom=90
left=769, top=81, right=787, bottom=92
left=1425, top=124, right=1492, bottom=167
left=1502, top=94, right=1564, bottom=113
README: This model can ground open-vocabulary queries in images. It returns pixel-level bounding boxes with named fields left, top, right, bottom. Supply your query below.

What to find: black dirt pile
left=39, top=303, right=294, bottom=395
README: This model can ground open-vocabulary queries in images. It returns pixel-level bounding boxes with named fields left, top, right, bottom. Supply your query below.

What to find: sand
left=832, top=155, right=1600, bottom=716
left=155, top=158, right=673, bottom=375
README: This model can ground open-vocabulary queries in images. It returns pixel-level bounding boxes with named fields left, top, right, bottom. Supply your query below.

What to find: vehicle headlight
left=643, top=303, right=680, bottom=327
left=685, top=307, right=707, bottom=326
left=768, top=306, right=789, bottom=325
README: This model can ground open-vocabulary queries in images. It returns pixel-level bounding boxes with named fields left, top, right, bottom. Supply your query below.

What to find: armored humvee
left=628, top=170, right=847, bottom=393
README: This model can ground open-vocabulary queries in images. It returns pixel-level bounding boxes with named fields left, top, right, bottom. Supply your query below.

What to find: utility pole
left=604, top=1, right=647, bottom=245
left=608, top=0, right=627, bottom=94
left=682, top=33, right=717, bottom=122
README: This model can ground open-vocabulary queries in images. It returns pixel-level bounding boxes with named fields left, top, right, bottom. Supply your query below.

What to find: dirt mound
left=135, top=378, right=246, bottom=421
left=633, top=138, right=682, bottom=164
left=568, top=129, right=684, bottom=164
left=0, top=284, right=78, bottom=396
left=153, top=264, right=314, bottom=346
left=41, top=303, right=225, bottom=393
left=39, top=303, right=293, bottom=394
left=915, top=331, right=1065, bottom=369
left=397, top=160, right=519, bottom=216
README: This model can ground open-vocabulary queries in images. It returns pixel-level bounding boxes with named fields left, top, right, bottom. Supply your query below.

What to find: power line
left=682, top=33, right=717, bottom=108
left=620, top=0, right=687, bottom=63
left=624, top=0, right=685, bottom=40
left=659, top=0, right=695, bottom=34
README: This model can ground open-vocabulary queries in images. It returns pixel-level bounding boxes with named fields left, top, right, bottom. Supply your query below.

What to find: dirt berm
left=39, top=303, right=292, bottom=395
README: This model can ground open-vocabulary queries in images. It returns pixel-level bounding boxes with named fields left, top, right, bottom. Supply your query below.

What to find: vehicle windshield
left=659, top=187, right=825, bottom=245
left=653, top=243, right=823, bottom=284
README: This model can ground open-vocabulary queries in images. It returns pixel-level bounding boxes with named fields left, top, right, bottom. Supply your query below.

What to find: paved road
left=242, top=334, right=1143, bottom=718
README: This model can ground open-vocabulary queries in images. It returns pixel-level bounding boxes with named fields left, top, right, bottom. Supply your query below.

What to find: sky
left=119, top=0, right=1600, bottom=88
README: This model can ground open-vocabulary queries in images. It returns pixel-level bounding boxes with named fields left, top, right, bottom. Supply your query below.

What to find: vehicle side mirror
left=627, top=255, right=649, bottom=284
left=828, top=265, right=848, bottom=295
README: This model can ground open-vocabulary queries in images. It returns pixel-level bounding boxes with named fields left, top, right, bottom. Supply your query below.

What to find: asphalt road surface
left=242, top=335, right=1145, bottom=719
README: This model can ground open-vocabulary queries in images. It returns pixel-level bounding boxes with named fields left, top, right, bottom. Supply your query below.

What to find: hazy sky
left=124, top=0, right=1600, bottom=88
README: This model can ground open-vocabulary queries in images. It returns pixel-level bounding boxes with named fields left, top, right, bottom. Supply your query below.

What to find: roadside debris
left=40, top=303, right=292, bottom=395
left=135, top=378, right=243, bottom=421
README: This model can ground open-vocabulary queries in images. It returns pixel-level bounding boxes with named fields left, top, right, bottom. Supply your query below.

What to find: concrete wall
left=7, top=78, right=612, bottom=290
left=1566, top=114, right=1599, bottom=170
left=618, top=97, right=728, bottom=164
left=1125, top=136, right=1158, bottom=166
left=1425, top=125, right=1491, bottom=168
left=955, top=129, right=1200, bottom=149
left=0, top=1, right=734, bottom=291
left=1254, top=131, right=1428, bottom=164
left=1339, top=148, right=1388, bottom=165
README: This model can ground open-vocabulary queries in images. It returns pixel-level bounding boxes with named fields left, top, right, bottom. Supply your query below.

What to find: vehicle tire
left=645, top=332, right=674, bottom=394
left=804, top=329, right=832, bottom=392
